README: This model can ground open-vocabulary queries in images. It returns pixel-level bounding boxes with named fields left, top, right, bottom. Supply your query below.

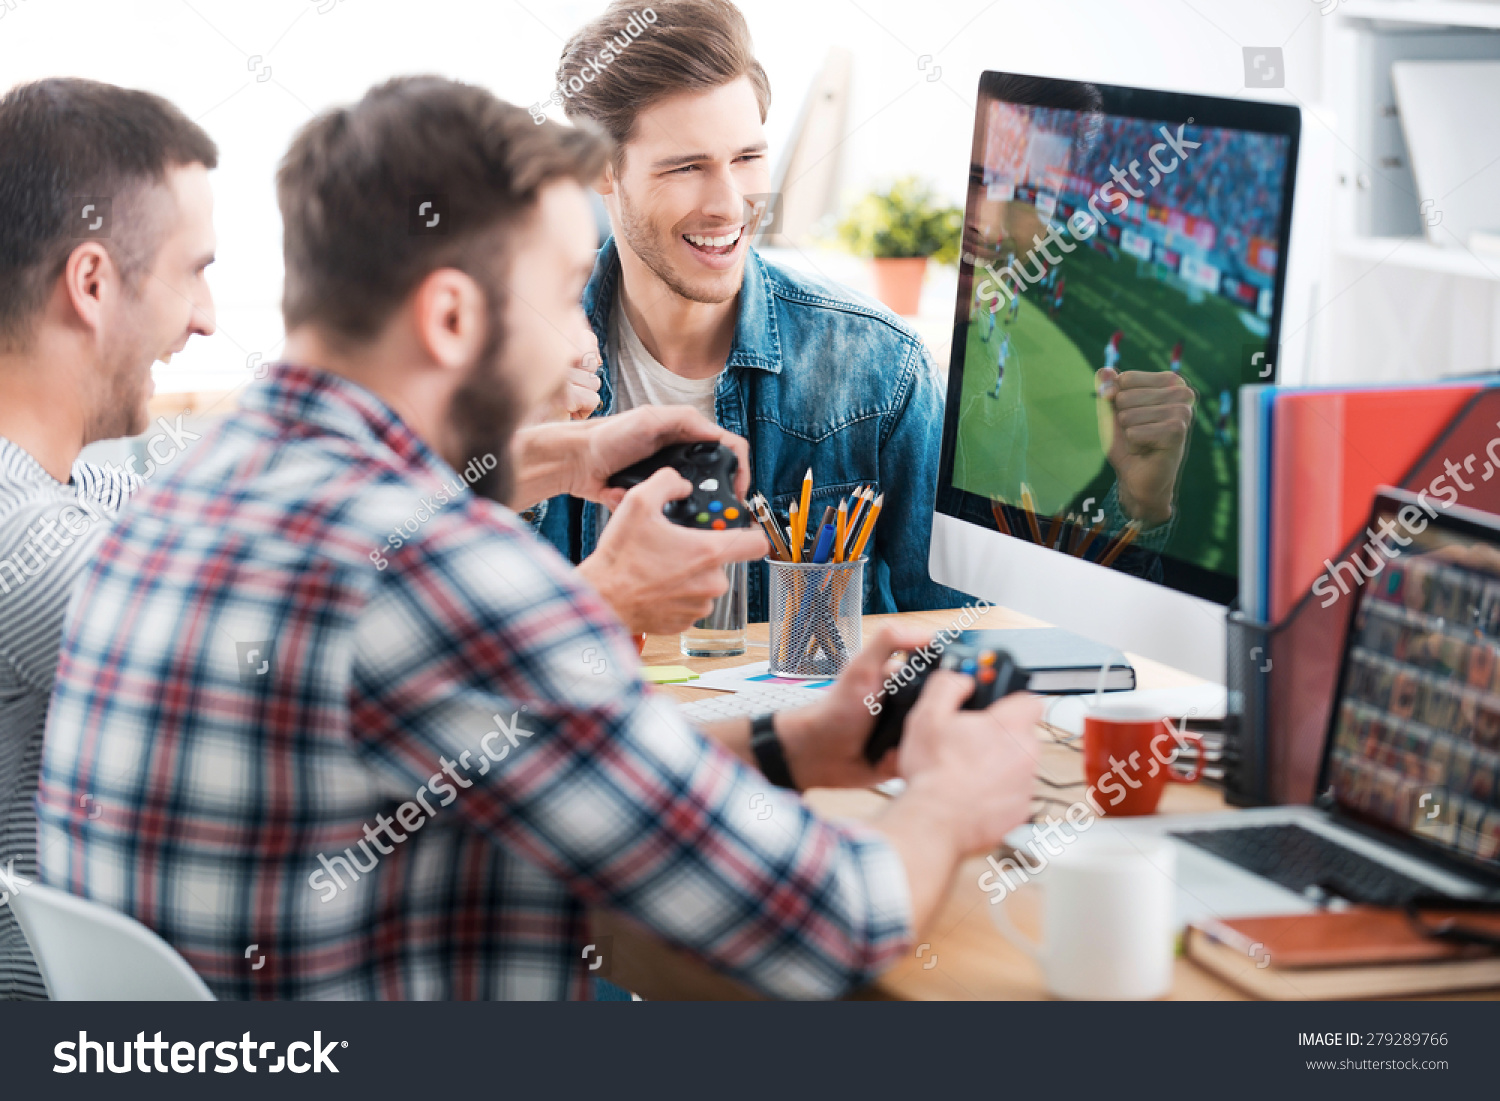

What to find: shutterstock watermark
left=976, top=719, right=1195, bottom=903
left=0, top=414, right=202, bottom=596
left=308, top=711, right=532, bottom=901
left=973, top=124, right=1200, bottom=311
left=863, top=599, right=994, bottom=716
left=1311, top=424, right=1500, bottom=608
left=528, top=7, right=658, bottom=123
left=368, top=453, right=496, bottom=570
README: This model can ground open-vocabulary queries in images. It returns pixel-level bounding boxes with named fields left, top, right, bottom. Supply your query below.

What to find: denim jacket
left=537, top=238, right=967, bottom=622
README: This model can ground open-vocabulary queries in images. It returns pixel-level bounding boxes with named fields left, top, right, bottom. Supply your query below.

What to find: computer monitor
left=930, top=72, right=1300, bottom=682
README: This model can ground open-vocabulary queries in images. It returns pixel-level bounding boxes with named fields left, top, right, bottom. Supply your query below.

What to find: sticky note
left=641, top=665, right=700, bottom=684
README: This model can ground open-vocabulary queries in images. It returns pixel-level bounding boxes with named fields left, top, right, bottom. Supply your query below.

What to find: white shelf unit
left=1313, top=1, right=1500, bottom=384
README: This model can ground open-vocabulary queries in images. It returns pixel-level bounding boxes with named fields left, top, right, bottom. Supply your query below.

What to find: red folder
left=1267, top=384, right=1486, bottom=623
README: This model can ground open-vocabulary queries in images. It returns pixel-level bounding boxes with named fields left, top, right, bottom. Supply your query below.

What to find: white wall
left=0, top=0, right=1329, bottom=391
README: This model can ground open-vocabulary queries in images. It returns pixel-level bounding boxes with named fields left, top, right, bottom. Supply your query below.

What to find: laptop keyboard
left=1170, top=823, right=1435, bottom=906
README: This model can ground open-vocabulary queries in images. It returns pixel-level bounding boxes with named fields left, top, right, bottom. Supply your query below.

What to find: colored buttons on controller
left=724, top=507, right=739, bottom=520
left=960, top=659, right=977, bottom=674
left=711, top=519, right=727, bottom=530
left=979, top=668, right=996, bottom=683
left=980, top=651, right=996, bottom=665
left=697, top=512, right=710, bottom=523
left=709, top=500, right=723, bottom=512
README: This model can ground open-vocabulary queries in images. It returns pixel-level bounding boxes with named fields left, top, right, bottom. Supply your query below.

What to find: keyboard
left=676, top=684, right=825, bottom=723
left=1171, top=823, right=1435, bottom=906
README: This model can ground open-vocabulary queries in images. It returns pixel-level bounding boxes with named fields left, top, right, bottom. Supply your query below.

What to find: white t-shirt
left=609, top=296, right=720, bottom=423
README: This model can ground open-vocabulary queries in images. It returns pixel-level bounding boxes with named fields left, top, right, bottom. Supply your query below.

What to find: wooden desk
left=594, top=607, right=1246, bottom=1000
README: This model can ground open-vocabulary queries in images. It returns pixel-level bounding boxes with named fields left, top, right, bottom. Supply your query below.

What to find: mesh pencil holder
left=767, top=557, right=864, bottom=678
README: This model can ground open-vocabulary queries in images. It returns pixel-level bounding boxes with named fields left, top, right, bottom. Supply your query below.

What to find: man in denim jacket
left=535, top=0, right=967, bottom=620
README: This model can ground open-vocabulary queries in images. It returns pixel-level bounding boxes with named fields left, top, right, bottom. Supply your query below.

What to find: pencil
left=1075, top=515, right=1107, bottom=559
left=844, top=486, right=870, bottom=556
left=1019, top=483, right=1044, bottom=544
left=1044, top=511, right=1063, bottom=551
left=834, top=497, right=848, bottom=562
left=753, top=495, right=791, bottom=561
left=849, top=492, right=884, bottom=561
left=788, top=500, right=801, bottom=562
left=1065, top=513, right=1086, bottom=555
left=796, top=466, right=813, bottom=553
left=990, top=497, right=1012, bottom=536
left=1097, top=521, right=1142, bottom=568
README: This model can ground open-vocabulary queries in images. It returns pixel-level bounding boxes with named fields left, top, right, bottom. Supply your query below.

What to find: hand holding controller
left=863, top=644, right=1030, bottom=764
left=606, top=442, right=752, bottom=530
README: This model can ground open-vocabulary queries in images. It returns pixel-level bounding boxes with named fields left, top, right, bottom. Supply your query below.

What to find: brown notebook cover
left=1187, top=908, right=1500, bottom=999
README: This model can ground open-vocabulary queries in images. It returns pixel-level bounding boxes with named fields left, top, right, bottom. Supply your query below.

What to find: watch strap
left=749, top=712, right=797, bottom=790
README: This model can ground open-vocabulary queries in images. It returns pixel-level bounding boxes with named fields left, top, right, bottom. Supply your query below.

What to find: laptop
left=1009, top=486, right=1500, bottom=925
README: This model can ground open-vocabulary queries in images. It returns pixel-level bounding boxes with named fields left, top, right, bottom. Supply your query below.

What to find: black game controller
left=605, top=441, right=752, bottom=531
left=863, top=643, right=1030, bottom=764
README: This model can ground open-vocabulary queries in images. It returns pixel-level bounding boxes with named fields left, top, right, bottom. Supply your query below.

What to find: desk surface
left=594, top=606, right=1255, bottom=1000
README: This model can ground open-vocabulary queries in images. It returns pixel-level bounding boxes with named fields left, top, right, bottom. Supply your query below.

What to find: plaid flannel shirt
left=36, top=365, right=911, bottom=1000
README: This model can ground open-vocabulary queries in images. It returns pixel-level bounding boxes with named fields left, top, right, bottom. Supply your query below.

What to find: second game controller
left=605, top=441, right=751, bottom=530
left=863, top=643, right=1030, bottom=764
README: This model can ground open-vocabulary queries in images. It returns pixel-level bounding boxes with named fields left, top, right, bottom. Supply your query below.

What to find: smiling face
left=92, top=162, right=217, bottom=439
left=604, top=77, right=771, bottom=305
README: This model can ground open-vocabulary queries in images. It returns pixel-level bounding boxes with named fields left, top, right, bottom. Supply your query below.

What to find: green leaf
left=833, top=176, right=962, bottom=260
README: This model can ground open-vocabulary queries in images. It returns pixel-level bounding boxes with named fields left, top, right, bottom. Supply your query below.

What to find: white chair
left=10, top=882, right=213, bottom=1000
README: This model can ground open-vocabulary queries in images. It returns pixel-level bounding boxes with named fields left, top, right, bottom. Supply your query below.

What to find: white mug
left=989, top=837, right=1177, bottom=999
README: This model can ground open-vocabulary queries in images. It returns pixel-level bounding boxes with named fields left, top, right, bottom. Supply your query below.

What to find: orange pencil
left=788, top=500, right=802, bottom=562
left=834, top=497, right=848, bottom=562
left=795, top=466, right=813, bottom=553
left=1097, top=521, right=1142, bottom=568
left=989, top=497, right=1012, bottom=536
left=849, top=492, right=884, bottom=561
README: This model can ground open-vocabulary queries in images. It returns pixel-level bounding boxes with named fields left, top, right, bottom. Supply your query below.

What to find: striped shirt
left=37, top=365, right=912, bottom=1000
left=0, top=437, right=137, bottom=1000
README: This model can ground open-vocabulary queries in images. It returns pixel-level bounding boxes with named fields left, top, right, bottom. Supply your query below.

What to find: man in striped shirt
left=37, top=77, right=1043, bottom=999
left=0, top=80, right=220, bottom=999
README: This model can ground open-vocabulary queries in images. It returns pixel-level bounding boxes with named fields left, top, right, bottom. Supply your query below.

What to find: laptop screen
left=1326, top=491, right=1500, bottom=875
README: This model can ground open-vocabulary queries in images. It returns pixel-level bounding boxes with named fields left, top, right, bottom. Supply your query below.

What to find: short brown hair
left=558, top=0, right=770, bottom=153
left=0, top=79, right=218, bottom=352
left=277, top=76, right=609, bottom=343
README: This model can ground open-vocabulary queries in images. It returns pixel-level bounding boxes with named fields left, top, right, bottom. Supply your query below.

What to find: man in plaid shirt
left=37, top=77, right=1041, bottom=999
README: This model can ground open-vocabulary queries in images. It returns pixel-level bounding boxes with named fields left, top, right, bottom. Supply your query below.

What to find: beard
left=616, top=185, right=739, bottom=306
left=90, top=331, right=154, bottom=442
left=445, top=289, right=519, bottom=506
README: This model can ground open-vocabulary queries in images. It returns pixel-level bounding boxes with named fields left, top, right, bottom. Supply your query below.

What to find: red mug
left=1083, top=701, right=1203, bottom=816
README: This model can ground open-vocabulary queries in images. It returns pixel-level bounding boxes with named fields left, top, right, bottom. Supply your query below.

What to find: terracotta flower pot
left=870, top=256, right=928, bottom=316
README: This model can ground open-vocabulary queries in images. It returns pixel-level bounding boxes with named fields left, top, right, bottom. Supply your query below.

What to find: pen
left=816, top=504, right=836, bottom=554
left=849, top=492, right=884, bottom=561
left=811, top=522, right=836, bottom=564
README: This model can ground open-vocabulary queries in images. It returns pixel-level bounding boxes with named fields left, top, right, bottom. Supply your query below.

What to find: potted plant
left=835, top=177, right=961, bottom=316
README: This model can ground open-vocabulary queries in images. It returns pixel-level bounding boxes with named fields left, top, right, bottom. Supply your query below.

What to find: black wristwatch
left=750, top=712, right=798, bottom=791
